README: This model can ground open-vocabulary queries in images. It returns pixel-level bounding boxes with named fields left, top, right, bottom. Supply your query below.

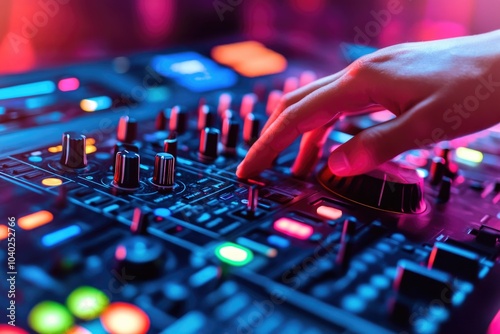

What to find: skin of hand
left=236, top=30, right=500, bottom=179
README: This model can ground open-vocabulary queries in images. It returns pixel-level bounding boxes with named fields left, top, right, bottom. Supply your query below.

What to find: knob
left=117, top=115, right=138, bottom=143
left=169, top=106, right=187, bottom=134
left=430, top=156, right=446, bottom=186
left=198, top=105, right=216, bottom=130
left=112, top=143, right=139, bottom=170
left=240, top=93, right=257, bottom=118
left=437, top=176, right=451, bottom=204
left=163, top=132, right=178, bottom=159
left=113, top=150, right=140, bottom=190
left=60, top=132, right=87, bottom=168
left=318, top=161, right=426, bottom=213
left=243, top=113, right=260, bottom=146
left=221, top=117, right=239, bottom=155
left=152, top=153, right=175, bottom=189
left=199, top=127, right=220, bottom=162
left=155, top=108, right=169, bottom=131
left=131, top=206, right=152, bottom=235
left=114, top=236, right=166, bottom=280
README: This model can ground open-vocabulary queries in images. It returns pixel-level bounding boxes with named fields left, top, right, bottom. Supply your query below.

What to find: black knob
left=199, top=127, right=220, bottom=162
left=60, top=132, right=87, bottom=169
left=113, top=150, right=140, bottom=190
left=117, top=116, right=138, bottom=143
left=130, top=206, right=152, bottom=235
left=169, top=106, right=187, bottom=134
left=243, top=113, right=260, bottom=146
left=437, top=176, right=451, bottom=204
left=155, top=108, right=169, bottom=131
left=198, top=105, right=216, bottom=130
left=430, top=156, right=446, bottom=186
left=318, top=161, right=426, bottom=213
left=114, top=236, right=166, bottom=280
left=221, top=117, right=239, bottom=155
left=152, top=153, right=175, bottom=189
left=163, top=132, right=178, bottom=159
left=112, top=143, right=139, bottom=170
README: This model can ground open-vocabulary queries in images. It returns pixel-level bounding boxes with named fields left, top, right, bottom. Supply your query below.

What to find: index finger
left=236, top=74, right=371, bottom=178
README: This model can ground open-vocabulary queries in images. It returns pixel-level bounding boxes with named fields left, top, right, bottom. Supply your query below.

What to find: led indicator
left=58, top=78, right=80, bottom=92
left=0, top=81, right=56, bottom=100
left=28, top=301, right=74, bottom=334
left=48, top=145, right=63, bottom=153
left=18, top=210, right=53, bottom=230
left=273, top=217, right=313, bottom=240
left=66, top=286, right=109, bottom=320
left=42, top=225, right=82, bottom=247
left=0, top=225, right=8, bottom=241
left=456, top=147, right=483, bottom=164
left=100, top=302, right=150, bottom=334
left=42, top=178, right=63, bottom=187
left=86, top=145, right=97, bottom=154
left=215, top=242, right=254, bottom=266
left=80, top=96, right=112, bottom=112
left=316, top=205, right=343, bottom=220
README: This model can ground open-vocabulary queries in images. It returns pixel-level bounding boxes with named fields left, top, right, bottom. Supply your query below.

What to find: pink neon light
left=58, top=78, right=80, bottom=92
left=273, top=217, right=313, bottom=240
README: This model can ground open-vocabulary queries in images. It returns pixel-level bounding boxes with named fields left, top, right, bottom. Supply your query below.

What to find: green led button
left=28, top=301, right=73, bottom=334
left=215, top=242, right=253, bottom=266
left=66, top=286, right=109, bottom=320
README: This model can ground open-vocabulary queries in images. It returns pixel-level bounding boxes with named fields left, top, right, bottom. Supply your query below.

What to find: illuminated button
left=0, top=325, right=29, bottom=333
left=67, top=286, right=109, bottom=320
left=316, top=205, right=342, bottom=220
left=267, top=235, right=290, bottom=248
left=66, top=326, right=92, bottom=334
left=28, top=301, right=74, bottom=334
left=0, top=225, right=8, bottom=241
left=18, top=210, right=53, bottom=230
left=273, top=217, right=313, bottom=240
left=86, top=145, right=97, bottom=154
left=28, top=156, right=43, bottom=163
left=456, top=147, right=483, bottom=164
left=0, top=80, right=56, bottom=100
left=100, top=302, right=150, bottom=334
left=340, top=295, right=366, bottom=313
left=42, top=178, right=63, bottom=187
left=42, top=225, right=82, bottom=247
left=48, top=145, right=63, bottom=153
left=80, top=96, right=112, bottom=112
left=58, top=78, right=80, bottom=92
left=215, top=242, right=254, bottom=266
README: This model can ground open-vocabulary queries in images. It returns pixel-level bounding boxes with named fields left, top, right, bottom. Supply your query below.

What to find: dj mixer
left=1, top=41, right=500, bottom=334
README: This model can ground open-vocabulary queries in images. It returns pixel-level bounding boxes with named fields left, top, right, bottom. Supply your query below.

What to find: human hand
left=236, top=30, right=500, bottom=179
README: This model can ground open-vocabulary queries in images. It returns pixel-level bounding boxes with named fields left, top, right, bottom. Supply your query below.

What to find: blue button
left=341, top=295, right=366, bottom=313
left=28, top=156, right=43, bottom=163
left=267, top=235, right=290, bottom=248
left=154, top=208, right=171, bottom=218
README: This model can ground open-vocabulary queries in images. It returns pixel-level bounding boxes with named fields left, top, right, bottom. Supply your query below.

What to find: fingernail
left=329, top=150, right=350, bottom=175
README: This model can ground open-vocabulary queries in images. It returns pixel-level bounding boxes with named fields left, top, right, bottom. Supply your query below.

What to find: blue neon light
left=0, top=81, right=56, bottom=100
left=42, top=225, right=82, bottom=247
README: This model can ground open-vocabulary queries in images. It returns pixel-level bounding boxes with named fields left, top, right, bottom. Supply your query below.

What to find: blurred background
left=0, top=0, right=499, bottom=74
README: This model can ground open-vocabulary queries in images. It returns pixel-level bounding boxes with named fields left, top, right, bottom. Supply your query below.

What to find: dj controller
left=1, top=41, right=499, bottom=334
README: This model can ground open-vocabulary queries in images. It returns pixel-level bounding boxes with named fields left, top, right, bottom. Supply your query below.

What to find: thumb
left=328, top=112, right=421, bottom=176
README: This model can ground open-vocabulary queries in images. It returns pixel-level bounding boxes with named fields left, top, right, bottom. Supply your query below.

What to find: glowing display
left=456, top=147, right=483, bottom=164
left=0, top=225, right=8, bottom=241
left=273, top=217, right=313, bottom=240
left=215, top=242, right=254, bottom=266
left=80, top=96, right=112, bottom=112
left=0, top=81, right=56, bottom=100
left=67, top=286, right=109, bottom=320
left=316, top=206, right=343, bottom=220
left=42, top=225, right=82, bottom=247
left=42, top=178, right=63, bottom=187
left=18, top=210, right=54, bottom=230
left=58, top=78, right=80, bottom=92
left=100, top=302, right=150, bottom=334
left=28, top=301, right=74, bottom=334
left=211, top=41, right=287, bottom=77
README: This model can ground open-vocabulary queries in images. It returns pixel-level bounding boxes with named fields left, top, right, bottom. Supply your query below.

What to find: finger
left=237, top=75, right=371, bottom=178
left=261, top=69, right=347, bottom=135
left=291, top=119, right=337, bottom=178
left=327, top=103, right=427, bottom=176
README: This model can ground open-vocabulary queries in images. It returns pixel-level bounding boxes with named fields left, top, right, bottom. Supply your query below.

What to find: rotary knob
left=117, top=115, right=138, bottom=143
left=60, top=132, right=87, bottom=169
left=199, top=127, right=220, bottom=162
left=152, top=153, right=175, bottom=190
left=318, top=161, right=425, bottom=213
left=114, top=236, right=166, bottom=280
left=169, top=106, right=187, bottom=134
left=112, top=150, right=140, bottom=190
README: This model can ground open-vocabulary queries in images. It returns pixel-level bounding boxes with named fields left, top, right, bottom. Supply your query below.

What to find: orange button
left=18, top=211, right=54, bottom=230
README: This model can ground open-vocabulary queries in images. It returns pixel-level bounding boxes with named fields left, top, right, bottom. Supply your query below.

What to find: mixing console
left=1, top=41, right=499, bottom=334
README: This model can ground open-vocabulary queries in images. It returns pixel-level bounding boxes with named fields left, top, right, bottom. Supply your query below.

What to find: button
left=18, top=210, right=53, bottom=230
left=316, top=205, right=343, bottom=220
left=66, top=286, right=109, bottom=320
left=427, top=242, right=480, bottom=281
left=394, top=260, right=453, bottom=302
left=100, top=302, right=150, bottom=334
left=340, top=295, right=366, bottom=313
left=273, top=217, right=313, bottom=240
left=28, top=301, right=73, bottom=334
left=214, top=242, right=253, bottom=266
